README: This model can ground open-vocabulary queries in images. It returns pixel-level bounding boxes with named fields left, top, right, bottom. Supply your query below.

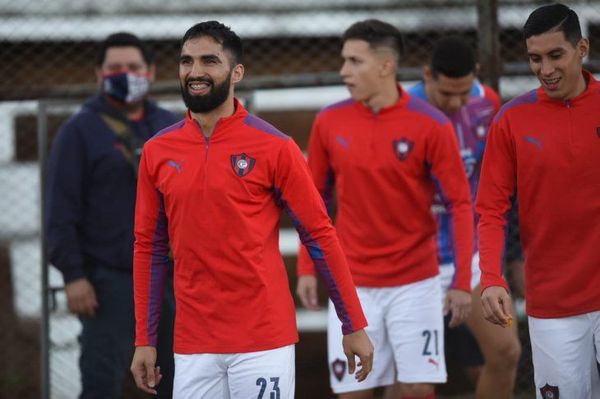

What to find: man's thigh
left=79, top=268, right=135, bottom=398
left=174, top=346, right=295, bottom=399
left=529, top=313, right=600, bottom=399
left=173, top=353, right=230, bottom=399
left=386, top=276, right=447, bottom=384
left=228, top=345, right=295, bottom=399
left=327, top=288, right=395, bottom=394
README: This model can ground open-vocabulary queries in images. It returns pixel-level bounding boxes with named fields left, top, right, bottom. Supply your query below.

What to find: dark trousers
left=78, top=267, right=175, bottom=399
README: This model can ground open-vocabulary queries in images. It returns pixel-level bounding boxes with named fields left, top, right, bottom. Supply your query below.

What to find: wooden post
left=477, top=0, right=501, bottom=94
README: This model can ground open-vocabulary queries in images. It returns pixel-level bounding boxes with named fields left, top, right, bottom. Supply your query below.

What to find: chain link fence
left=2, top=1, right=600, bottom=398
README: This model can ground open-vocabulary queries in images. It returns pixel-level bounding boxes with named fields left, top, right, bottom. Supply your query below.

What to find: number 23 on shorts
left=256, top=376, right=280, bottom=399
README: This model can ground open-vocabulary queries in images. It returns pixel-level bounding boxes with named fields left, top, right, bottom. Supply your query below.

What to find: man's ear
left=231, top=64, right=245, bottom=84
left=378, top=50, right=400, bottom=79
left=577, top=38, right=590, bottom=60
left=147, top=64, right=156, bottom=83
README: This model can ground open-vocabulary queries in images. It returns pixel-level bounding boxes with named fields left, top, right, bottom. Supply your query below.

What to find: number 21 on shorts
left=422, top=329, right=439, bottom=356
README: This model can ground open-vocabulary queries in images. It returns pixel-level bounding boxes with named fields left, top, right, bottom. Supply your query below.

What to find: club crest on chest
left=393, top=138, right=414, bottom=161
left=230, top=153, right=256, bottom=177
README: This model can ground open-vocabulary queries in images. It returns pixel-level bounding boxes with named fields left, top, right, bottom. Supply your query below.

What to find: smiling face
left=526, top=30, right=588, bottom=100
left=179, top=35, right=243, bottom=113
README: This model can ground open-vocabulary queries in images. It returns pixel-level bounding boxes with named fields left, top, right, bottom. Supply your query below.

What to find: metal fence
left=2, top=1, right=600, bottom=398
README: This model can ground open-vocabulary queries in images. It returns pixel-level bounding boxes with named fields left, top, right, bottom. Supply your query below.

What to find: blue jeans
left=78, top=267, right=175, bottom=399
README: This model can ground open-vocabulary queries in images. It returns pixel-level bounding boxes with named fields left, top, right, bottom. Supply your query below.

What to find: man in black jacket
left=46, top=32, right=179, bottom=399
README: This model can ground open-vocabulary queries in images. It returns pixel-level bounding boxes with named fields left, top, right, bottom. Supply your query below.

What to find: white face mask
left=102, top=72, right=150, bottom=104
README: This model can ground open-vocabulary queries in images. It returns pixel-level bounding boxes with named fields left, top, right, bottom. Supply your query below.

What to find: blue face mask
left=102, top=72, right=150, bottom=104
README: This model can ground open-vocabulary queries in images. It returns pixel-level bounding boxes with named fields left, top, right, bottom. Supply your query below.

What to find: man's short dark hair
left=342, top=19, right=404, bottom=58
left=523, top=3, right=582, bottom=46
left=430, top=36, right=477, bottom=79
left=96, top=32, right=153, bottom=67
left=181, top=21, right=244, bottom=65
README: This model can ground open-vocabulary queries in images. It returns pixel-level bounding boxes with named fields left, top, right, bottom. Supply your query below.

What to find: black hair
left=523, top=3, right=582, bottom=46
left=342, top=19, right=404, bottom=58
left=430, top=36, right=477, bottom=78
left=96, top=32, right=153, bottom=67
left=181, top=21, right=244, bottom=65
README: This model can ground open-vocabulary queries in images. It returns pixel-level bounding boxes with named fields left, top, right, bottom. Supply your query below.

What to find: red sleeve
left=296, top=115, right=333, bottom=276
left=133, top=148, right=170, bottom=347
left=483, top=85, right=502, bottom=113
left=475, top=115, right=516, bottom=293
left=428, top=121, right=475, bottom=292
left=275, top=138, right=367, bottom=334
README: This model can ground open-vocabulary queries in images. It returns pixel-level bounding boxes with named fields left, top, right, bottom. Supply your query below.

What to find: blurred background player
left=408, top=36, right=521, bottom=399
left=129, top=21, right=373, bottom=399
left=45, top=32, right=178, bottom=398
left=477, top=3, right=600, bottom=398
left=296, top=19, right=474, bottom=399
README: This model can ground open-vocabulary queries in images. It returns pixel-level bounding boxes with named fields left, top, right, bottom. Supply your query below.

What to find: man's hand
left=342, top=328, right=374, bottom=382
left=296, top=275, right=320, bottom=310
left=444, top=289, right=472, bottom=328
left=64, top=278, right=98, bottom=317
left=131, top=346, right=162, bottom=395
left=481, top=286, right=514, bottom=327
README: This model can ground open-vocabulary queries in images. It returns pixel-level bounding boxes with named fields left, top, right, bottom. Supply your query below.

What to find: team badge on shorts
left=230, top=153, right=256, bottom=177
left=331, top=358, right=346, bottom=382
left=539, top=383, right=559, bottom=399
left=392, top=138, right=414, bottom=161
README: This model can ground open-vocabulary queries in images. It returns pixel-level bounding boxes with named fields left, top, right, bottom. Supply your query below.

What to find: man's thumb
left=346, top=353, right=356, bottom=375
left=146, top=360, right=156, bottom=387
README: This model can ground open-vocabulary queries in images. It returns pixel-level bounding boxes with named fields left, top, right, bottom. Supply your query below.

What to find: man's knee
left=485, top=333, right=521, bottom=369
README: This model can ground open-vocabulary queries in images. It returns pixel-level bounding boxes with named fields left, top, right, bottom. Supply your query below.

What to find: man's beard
left=181, top=72, right=232, bottom=113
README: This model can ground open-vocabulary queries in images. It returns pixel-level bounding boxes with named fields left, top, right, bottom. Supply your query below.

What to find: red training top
left=134, top=100, right=367, bottom=353
left=477, top=71, right=600, bottom=318
left=298, top=87, right=474, bottom=291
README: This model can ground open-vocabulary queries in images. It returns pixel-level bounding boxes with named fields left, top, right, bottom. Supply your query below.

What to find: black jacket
left=46, top=95, right=181, bottom=283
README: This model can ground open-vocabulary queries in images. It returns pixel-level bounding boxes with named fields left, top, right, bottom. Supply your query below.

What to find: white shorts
left=173, top=345, right=295, bottom=399
left=439, top=252, right=481, bottom=294
left=529, top=311, right=600, bottom=399
left=327, top=275, right=446, bottom=393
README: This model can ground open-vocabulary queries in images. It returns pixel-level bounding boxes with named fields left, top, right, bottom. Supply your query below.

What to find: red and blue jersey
left=133, top=100, right=367, bottom=353
left=477, top=71, right=600, bottom=317
left=409, top=81, right=500, bottom=265
left=297, top=86, right=474, bottom=292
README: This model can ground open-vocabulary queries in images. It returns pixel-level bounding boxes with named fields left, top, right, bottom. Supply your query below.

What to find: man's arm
left=45, top=123, right=98, bottom=316
left=428, top=121, right=475, bottom=326
left=131, top=147, right=171, bottom=391
left=275, top=138, right=373, bottom=380
left=296, top=116, right=335, bottom=309
left=296, top=116, right=335, bottom=274
left=476, top=115, right=517, bottom=326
